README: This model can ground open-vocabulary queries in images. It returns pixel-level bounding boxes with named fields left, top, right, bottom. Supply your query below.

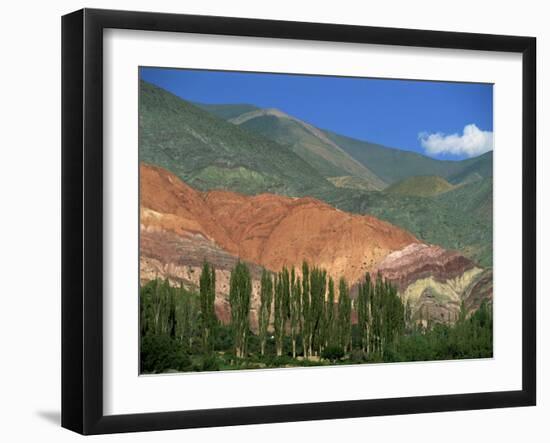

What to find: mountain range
left=140, top=81, right=332, bottom=198
left=140, top=163, right=492, bottom=327
left=198, top=101, right=493, bottom=187
left=139, top=79, right=493, bottom=324
left=197, top=92, right=493, bottom=267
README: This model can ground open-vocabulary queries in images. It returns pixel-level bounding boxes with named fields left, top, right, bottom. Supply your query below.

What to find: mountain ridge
left=139, top=80, right=336, bottom=197
left=142, top=87, right=493, bottom=267
left=230, top=108, right=387, bottom=190
left=199, top=101, right=493, bottom=186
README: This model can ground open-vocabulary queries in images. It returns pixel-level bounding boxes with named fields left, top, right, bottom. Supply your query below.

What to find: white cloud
left=419, top=124, right=493, bottom=158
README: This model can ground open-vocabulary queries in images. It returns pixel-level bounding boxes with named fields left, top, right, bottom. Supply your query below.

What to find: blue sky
left=140, top=67, right=493, bottom=161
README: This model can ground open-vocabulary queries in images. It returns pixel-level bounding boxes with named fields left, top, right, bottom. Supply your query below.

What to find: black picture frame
left=61, top=8, right=536, bottom=435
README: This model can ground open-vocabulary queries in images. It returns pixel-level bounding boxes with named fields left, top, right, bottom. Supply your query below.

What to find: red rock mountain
left=140, top=162, right=419, bottom=285
left=140, top=163, right=491, bottom=326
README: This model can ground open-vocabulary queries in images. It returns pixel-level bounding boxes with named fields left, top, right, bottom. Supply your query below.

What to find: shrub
left=140, top=335, right=192, bottom=373
left=321, top=346, right=345, bottom=362
left=201, top=354, right=220, bottom=371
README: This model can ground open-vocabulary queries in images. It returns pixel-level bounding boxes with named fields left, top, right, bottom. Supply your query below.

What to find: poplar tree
left=273, top=274, right=285, bottom=356
left=386, top=282, right=404, bottom=346
left=405, top=299, right=412, bottom=327
left=309, top=267, right=326, bottom=356
left=176, top=284, right=199, bottom=348
left=259, top=269, right=273, bottom=356
left=301, top=261, right=311, bottom=358
left=157, top=278, right=172, bottom=336
left=140, top=277, right=200, bottom=349
left=151, top=278, right=164, bottom=335
left=338, top=277, right=351, bottom=353
left=290, top=268, right=302, bottom=358
left=275, top=267, right=291, bottom=356
left=199, top=262, right=216, bottom=352
left=325, top=277, right=336, bottom=349
left=281, top=267, right=291, bottom=328
left=363, top=273, right=405, bottom=357
left=369, top=273, right=382, bottom=355
left=229, top=262, right=252, bottom=358
left=168, top=290, right=177, bottom=339
left=357, top=273, right=372, bottom=353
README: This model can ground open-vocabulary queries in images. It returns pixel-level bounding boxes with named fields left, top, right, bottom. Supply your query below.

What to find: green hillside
left=201, top=102, right=492, bottom=187
left=326, top=131, right=493, bottom=185
left=385, top=175, right=454, bottom=197
left=201, top=105, right=387, bottom=190
left=331, top=178, right=493, bottom=267
left=328, top=175, right=381, bottom=191
left=139, top=81, right=335, bottom=197
left=195, top=103, right=260, bottom=120
left=141, top=91, right=492, bottom=267
left=447, top=152, right=493, bottom=184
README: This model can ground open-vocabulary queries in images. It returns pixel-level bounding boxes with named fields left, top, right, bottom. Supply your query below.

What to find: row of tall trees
left=255, top=261, right=404, bottom=360
left=136, top=259, right=406, bottom=360
left=140, top=278, right=200, bottom=343
left=356, top=273, right=405, bottom=357
left=140, top=263, right=219, bottom=356
left=135, top=262, right=405, bottom=358
left=140, top=279, right=200, bottom=372
left=140, top=263, right=492, bottom=372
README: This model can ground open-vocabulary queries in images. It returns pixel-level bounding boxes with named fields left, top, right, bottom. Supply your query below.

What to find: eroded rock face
left=140, top=162, right=418, bottom=285
left=375, top=244, right=476, bottom=289
left=140, top=228, right=263, bottom=330
left=375, top=244, right=492, bottom=324
left=464, top=269, right=493, bottom=315
left=139, top=163, right=492, bottom=327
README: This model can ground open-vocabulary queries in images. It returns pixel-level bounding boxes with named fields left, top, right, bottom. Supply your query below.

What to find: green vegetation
left=386, top=301, right=493, bottom=362
left=290, top=268, right=301, bottom=358
left=139, top=80, right=335, bottom=197
left=337, top=278, right=352, bottom=353
left=141, top=89, right=493, bottom=266
left=229, top=262, right=252, bottom=358
left=259, top=269, right=273, bottom=356
left=193, top=101, right=493, bottom=265
left=385, top=175, right=454, bottom=197
left=332, top=178, right=493, bottom=267
left=448, top=152, right=493, bottom=185
left=327, top=175, right=382, bottom=191
left=140, top=261, right=492, bottom=374
left=139, top=93, right=494, bottom=373
left=236, top=113, right=386, bottom=189
left=326, top=131, right=493, bottom=185
left=140, top=279, right=199, bottom=372
left=195, top=102, right=260, bottom=120
left=200, top=102, right=493, bottom=188
left=199, top=262, right=216, bottom=352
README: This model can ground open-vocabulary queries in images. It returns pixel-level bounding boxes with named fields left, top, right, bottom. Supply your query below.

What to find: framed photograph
left=62, top=8, right=536, bottom=435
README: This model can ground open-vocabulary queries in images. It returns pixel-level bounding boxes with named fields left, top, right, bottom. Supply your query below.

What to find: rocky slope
left=375, top=243, right=492, bottom=324
left=141, top=162, right=418, bottom=283
left=140, top=163, right=492, bottom=326
left=140, top=226, right=264, bottom=328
